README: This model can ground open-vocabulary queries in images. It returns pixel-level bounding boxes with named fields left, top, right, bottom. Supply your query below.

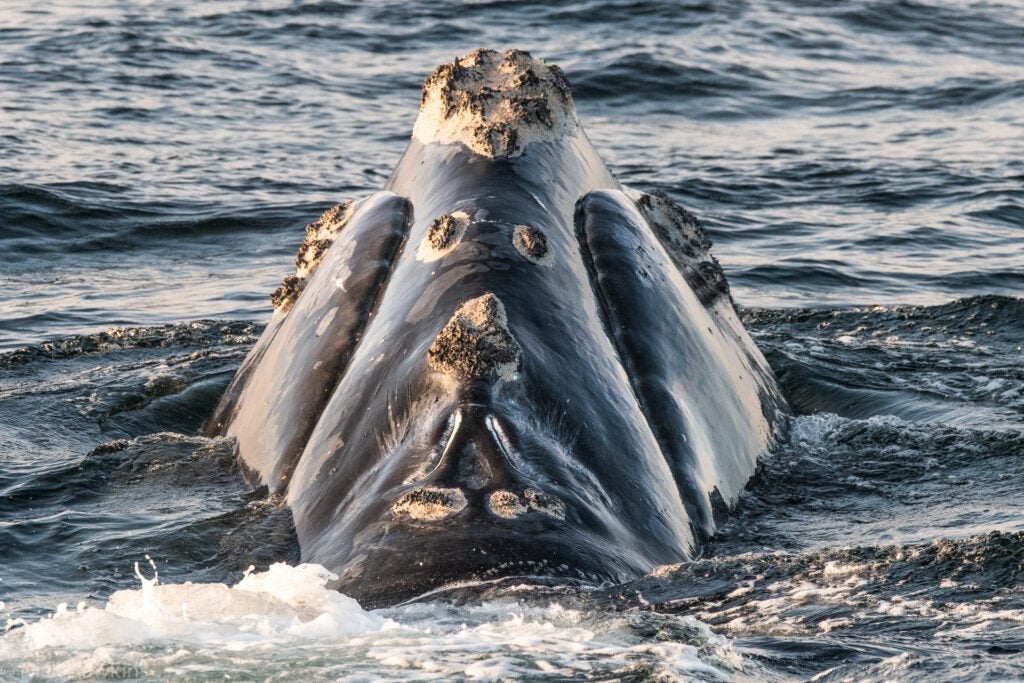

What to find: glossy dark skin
left=207, top=117, right=787, bottom=608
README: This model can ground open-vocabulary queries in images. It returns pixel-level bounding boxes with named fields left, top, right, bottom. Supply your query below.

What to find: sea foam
left=1, top=561, right=733, bottom=680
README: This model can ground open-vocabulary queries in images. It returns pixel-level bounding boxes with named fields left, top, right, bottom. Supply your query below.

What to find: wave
left=0, top=184, right=318, bottom=254
left=570, top=51, right=768, bottom=103
left=611, top=530, right=1024, bottom=679
left=743, top=295, right=1024, bottom=427
left=835, top=0, right=1024, bottom=50
left=0, top=320, right=260, bottom=368
left=0, top=433, right=298, bottom=615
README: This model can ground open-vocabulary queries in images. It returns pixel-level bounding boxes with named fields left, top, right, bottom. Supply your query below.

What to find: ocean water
left=1, top=1, right=1022, bottom=680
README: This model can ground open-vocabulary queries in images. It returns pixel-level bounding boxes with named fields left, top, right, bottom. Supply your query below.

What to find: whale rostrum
left=413, top=48, right=577, bottom=157
left=206, top=48, right=788, bottom=606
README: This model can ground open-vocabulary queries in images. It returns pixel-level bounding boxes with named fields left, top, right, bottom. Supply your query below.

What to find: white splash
left=0, top=561, right=734, bottom=680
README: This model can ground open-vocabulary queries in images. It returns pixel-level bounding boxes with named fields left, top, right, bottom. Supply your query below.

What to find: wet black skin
left=206, top=129, right=788, bottom=607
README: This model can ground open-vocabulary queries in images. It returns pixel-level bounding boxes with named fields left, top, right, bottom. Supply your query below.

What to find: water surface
left=1, top=1, right=1022, bottom=680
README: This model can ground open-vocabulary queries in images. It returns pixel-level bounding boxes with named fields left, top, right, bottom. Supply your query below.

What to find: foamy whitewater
left=1, top=562, right=733, bottom=680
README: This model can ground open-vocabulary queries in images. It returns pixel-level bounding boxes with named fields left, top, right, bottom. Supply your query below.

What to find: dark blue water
left=1, top=1, right=1022, bottom=680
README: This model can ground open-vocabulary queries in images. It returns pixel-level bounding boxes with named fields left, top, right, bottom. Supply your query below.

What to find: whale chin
left=287, top=399, right=665, bottom=607
left=322, top=524, right=645, bottom=608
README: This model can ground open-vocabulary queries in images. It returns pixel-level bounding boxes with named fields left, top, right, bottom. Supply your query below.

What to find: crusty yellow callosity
left=392, top=487, right=468, bottom=521
left=413, top=48, right=578, bottom=158
left=272, top=201, right=356, bottom=311
left=417, top=211, right=471, bottom=262
left=427, top=293, right=521, bottom=382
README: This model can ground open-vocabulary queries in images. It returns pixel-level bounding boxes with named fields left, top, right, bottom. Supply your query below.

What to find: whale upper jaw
left=300, top=397, right=656, bottom=609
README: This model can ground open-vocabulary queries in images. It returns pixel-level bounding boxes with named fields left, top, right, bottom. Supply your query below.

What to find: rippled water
left=1, top=1, right=1022, bottom=680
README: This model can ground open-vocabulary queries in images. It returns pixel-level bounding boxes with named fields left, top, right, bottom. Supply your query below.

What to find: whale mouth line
left=332, top=522, right=646, bottom=607
left=389, top=574, right=600, bottom=607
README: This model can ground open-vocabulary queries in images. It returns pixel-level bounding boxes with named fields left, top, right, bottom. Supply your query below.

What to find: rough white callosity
left=427, top=293, right=522, bottom=382
left=413, top=48, right=579, bottom=158
left=272, top=201, right=356, bottom=311
left=392, top=487, right=468, bottom=521
left=417, top=210, right=471, bottom=261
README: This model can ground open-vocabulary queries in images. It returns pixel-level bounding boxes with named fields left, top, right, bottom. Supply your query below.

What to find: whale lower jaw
left=318, top=525, right=652, bottom=609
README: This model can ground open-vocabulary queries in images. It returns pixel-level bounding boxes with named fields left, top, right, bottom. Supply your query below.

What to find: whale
left=205, top=49, right=788, bottom=607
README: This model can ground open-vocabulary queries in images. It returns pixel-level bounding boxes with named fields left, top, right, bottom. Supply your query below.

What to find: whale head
left=206, top=49, right=787, bottom=606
